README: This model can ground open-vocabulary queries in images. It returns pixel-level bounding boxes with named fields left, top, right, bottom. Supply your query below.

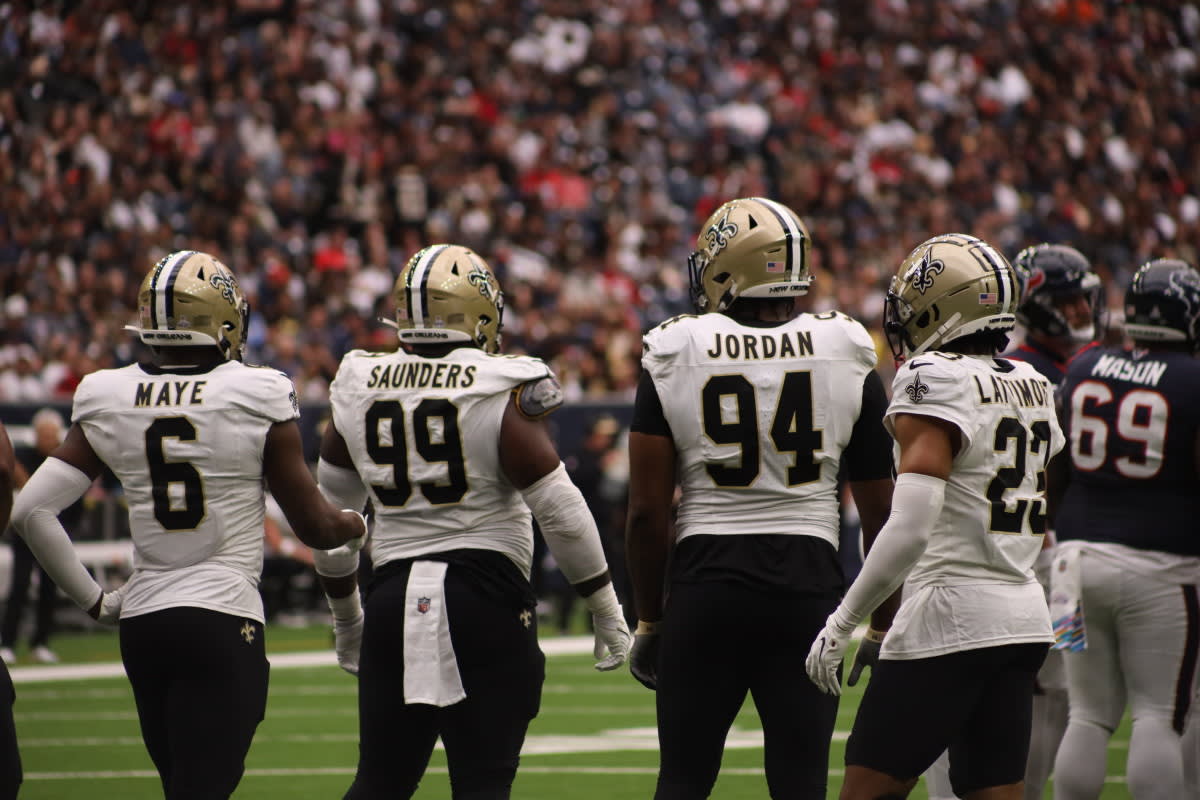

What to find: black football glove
left=846, top=627, right=887, bottom=687
left=629, top=624, right=660, bottom=691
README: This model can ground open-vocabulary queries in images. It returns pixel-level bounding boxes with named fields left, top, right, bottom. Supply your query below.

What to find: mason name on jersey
left=1085, top=352, right=1168, bottom=387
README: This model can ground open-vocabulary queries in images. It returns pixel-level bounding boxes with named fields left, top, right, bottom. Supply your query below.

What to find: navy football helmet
left=1124, top=258, right=1200, bottom=351
left=1011, top=244, right=1103, bottom=343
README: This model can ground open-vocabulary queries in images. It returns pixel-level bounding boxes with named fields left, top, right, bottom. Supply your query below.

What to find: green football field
left=7, top=626, right=1134, bottom=799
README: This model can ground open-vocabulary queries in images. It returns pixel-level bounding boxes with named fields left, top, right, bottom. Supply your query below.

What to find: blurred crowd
left=2, top=0, right=1199, bottom=404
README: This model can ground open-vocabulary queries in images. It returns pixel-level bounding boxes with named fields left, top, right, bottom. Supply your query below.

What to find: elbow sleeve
left=317, top=458, right=368, bottom=512
left=520, top=462, right=608, bottom=586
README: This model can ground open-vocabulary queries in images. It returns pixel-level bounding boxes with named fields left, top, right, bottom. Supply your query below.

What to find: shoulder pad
left=515, top=374, right=564, bottom=418
left=642, top=314, right=701, bottom=357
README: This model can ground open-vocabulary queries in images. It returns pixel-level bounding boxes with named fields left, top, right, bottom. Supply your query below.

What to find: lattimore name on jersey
left=366, top=361, right=477, bottom=390
left=971, top=372, right=1051, bottom=408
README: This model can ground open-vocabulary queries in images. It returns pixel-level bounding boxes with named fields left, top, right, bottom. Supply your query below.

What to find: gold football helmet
left=389, top=244, right=504, bottom=353
left=884, top=233, right=1018, bottom=360
left=129, top=250, right=248, bottom=360
left=688, top=197, right=813, bottom=313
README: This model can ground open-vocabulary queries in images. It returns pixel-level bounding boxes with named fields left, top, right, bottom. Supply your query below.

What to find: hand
left=806, top=613, right=856, bottom=696
left=847, top=627, right=886, bottom=687
left=332, top=610, right=364, bottom=675
left=89, top=585, right=126, bottom=625
left=629, top=623, right=660, bottom=690
left=592, top=611, right=632, bottom=671
left=341, top=509, right=368, bottom=552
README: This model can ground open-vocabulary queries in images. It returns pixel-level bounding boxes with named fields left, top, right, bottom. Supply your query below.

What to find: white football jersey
left=329, top=347, right=553, bottom=577
left=881, top=353, right=1065, bottom=659
left=72, top=361, right=300, bottom=622
left=641, top=311, right=878, bottom=548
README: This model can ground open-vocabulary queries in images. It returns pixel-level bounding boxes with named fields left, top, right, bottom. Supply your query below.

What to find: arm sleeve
left=520, top=462, right=608, bottom=587
left=313, top=458, right=369, bottom=579
left=9, top=457, right=103, bottom=611
left=832, top=472, right=946, bottom=629
left=843, top=370, right=893, bottom=481
left=630, top=370, right=672, bottom=437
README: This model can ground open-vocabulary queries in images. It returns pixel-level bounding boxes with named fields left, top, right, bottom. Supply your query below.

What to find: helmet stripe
left=975, top=241, right=1009, bottom=307
left=407, top=244, right=448, bottom=328
left=151, top=250, right=194, bottom=329
left=751, top=197, right=805, bottom=281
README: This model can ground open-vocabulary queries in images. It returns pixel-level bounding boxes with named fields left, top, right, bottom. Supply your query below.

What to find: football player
left=312, top=244, right=631, bottom=799
left=995, top=243, right=1102, bottom=800
left=9, top=251, right=367, bottom=800
left=1051, top=259, right=1200, bottom=800
left=625, top=197, right=895, bottom=798
left=807, top=233, right=1064, bottom=800
left=0, top=420, right=20, bottom=799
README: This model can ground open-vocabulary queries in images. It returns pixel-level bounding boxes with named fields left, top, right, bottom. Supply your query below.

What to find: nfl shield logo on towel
left=417, top=597, right=431, bottom=614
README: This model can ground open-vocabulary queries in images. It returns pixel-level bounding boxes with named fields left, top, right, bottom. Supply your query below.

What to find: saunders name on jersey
left=367, top=362, right=476, bottom=390
left=705, top=330, right=814, bottom=360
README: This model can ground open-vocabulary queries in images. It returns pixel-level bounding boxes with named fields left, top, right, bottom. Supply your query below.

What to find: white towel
left=1050, top=543, right=1086, bottom=652
left=403, top=560, right=466, bottom=706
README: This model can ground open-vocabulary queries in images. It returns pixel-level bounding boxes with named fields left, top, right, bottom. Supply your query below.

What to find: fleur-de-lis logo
left=910, top=252, right=945, bottom=295
left=904, top=372, right=930, bottom=403
left=466, top=262, right=497, bottom=303
left=703, top=207, right=739, bottom=259
left=210, top=271, right=238, bottom=307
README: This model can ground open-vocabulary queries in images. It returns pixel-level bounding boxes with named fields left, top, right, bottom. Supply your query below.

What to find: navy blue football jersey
left=1002, top=339, right=1081, bottom=385
left=1057, top=346, right=1200, bottom=556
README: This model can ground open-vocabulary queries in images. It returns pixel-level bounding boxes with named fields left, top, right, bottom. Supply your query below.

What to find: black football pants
left=654, top=580, right=841, bottom=799
left=0, top=661, right=19, bottom=800
left=120, top=607, right=269, bottom=800
left=345, top=561, right=544, bottom=800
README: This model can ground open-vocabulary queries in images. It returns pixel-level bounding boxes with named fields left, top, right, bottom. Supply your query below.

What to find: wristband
left=636, top=620, right=658, bottom=635
left=864, top=627, right=888, bottom=643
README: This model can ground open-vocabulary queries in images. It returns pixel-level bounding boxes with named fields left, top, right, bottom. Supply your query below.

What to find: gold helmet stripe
left=751, top=197, right=805, bottom=283
left=406, top=244, right=448, bottom=329
left=150, top=250, right=195, bottom=329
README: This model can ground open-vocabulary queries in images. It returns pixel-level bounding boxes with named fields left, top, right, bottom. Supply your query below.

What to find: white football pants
left=1053, top=545, right=1200, bottom=800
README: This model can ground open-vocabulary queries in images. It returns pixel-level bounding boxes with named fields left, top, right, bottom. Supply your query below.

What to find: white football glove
left=95, top=585, right=127, bottom=626
left=592, top=611, right=632, bottom=671
left=327, top=591, right=364, bottom=675
left=583, top=582, right=631, bottom=671
left=806, top=611, right=857, bottom=696
left=333, top=610, right=364, bottom=675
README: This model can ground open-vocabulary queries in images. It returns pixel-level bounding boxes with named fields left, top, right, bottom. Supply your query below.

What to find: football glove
left=592, top=611, right=632, bottom=671
left=629, top=622, right=660, bottom=690
left=847, top=627, right=887, bottom=687
left=95, top=585, right=127, bottom=625
left=327, top=590, right=364, bottom=676
left=805, top=612, right=856, bottom=696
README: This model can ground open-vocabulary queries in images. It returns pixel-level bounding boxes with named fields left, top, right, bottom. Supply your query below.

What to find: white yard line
left=10, top=635, right=600, bottom=684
